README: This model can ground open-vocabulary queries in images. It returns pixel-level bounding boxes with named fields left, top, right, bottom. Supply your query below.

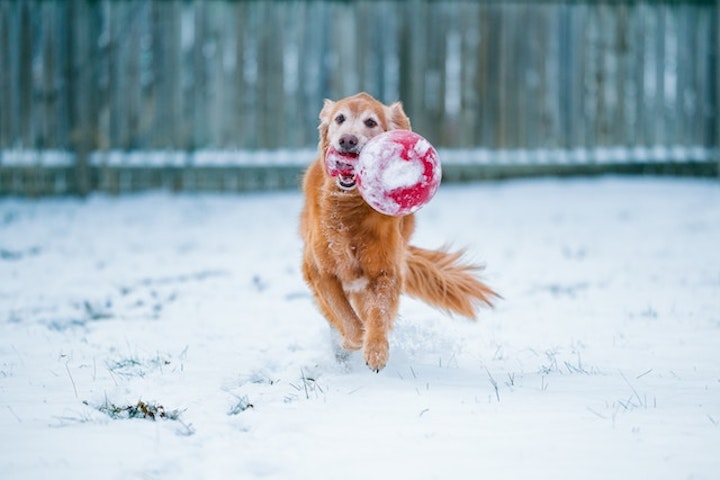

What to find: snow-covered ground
left=1, top=176, right=718, bottom=479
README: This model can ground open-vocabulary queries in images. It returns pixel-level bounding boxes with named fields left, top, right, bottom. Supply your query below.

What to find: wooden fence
left=0, top=0, right=718, bottom=195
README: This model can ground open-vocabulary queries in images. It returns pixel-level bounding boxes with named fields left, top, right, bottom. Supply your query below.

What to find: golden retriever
left=300, top=92, right=498, bottom=372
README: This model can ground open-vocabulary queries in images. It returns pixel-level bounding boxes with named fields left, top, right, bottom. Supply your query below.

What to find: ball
left=357, top=130, right=441, bottom=216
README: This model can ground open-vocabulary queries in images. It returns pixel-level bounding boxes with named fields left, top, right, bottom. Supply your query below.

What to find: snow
left=0, top=149, right=319, bottom=168
left=0, top=150, right=74, bottom=167
left=1, top=176, right=719, bottom=479
left=2, top=146, right=717, bottom=168
left=380, top=156, right=424, bottom=190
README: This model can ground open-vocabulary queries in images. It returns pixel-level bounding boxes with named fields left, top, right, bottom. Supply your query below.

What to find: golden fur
left=300, top=92, right=498, bottom=372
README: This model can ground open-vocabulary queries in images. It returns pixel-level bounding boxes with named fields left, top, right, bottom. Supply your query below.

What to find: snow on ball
left=357, top=130, right=441, bottom=216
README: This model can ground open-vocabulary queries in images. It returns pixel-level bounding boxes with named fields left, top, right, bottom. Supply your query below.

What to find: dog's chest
left=322, top=195, right=365, bottom=258
left=325, top=220, right=362, bottom=266
left=320, top=191, right=397, bottom=282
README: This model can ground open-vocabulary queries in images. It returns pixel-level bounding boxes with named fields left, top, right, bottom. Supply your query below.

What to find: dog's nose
left=338, top=134, right=359, bottom=152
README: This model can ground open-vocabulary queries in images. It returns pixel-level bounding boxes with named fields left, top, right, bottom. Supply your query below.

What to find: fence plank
left=0, top=2, right=13, bottom=149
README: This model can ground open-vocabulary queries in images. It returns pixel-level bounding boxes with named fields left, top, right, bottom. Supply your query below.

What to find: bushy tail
left=404, top=246, right=499, bottom=319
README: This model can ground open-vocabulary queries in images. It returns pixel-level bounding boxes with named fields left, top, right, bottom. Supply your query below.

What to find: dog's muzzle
left=325, top=148, right=359, bottom=190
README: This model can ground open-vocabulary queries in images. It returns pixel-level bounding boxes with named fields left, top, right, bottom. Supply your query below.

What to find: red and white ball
left=357, top=130, right=441, bottom=216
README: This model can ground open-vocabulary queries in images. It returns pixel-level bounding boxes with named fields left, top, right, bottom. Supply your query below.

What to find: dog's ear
left=386, top=102, right=411, bottom=131
left=319, top=99, right=335, bottom=124
left=318, top=99, right=335, bottom=154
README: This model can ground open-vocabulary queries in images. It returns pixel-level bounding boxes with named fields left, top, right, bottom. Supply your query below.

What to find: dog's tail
left=404, top=245, right=499, bottom=319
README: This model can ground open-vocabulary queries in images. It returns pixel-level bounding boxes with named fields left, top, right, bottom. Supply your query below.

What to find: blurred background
left=0, top=0, right=718, bottom=195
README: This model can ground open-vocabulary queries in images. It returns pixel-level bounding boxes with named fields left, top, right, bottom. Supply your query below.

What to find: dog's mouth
left=336, top=174, right=357, bottom=190
left=325, top=148, right=359, bottom=190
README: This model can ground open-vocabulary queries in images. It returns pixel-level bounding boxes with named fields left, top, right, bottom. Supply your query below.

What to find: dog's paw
left=363, top=338, right=389, bottom=373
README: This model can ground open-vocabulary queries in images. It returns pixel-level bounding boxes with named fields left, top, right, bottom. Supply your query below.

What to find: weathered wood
left=1, top=0, right=717, bottom=152
left=0, top=0, right=717, bottom=195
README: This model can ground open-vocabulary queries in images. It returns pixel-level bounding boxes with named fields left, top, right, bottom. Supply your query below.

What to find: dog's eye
left=335, top=114, right=345, bottom=125
left=364, top=118, right=377, bottom=128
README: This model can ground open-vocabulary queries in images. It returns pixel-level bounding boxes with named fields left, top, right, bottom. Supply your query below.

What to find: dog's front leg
left=312, top=272, right=365, bottom=350
left=358, top=273, right=400, bottom=372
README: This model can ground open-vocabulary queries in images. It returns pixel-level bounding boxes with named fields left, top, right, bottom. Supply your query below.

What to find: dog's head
left=319, top=92, right=411, bottom=190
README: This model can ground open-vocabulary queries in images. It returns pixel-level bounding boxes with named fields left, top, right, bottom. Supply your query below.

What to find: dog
left=300, top=92, right=498, bottom=372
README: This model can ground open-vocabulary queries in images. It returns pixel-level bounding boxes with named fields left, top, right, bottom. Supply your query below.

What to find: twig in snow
left=6, top=406, right=22, bottom=423
left=619, top=370, right=645, bottom=408
left=228, top=395, right=254, bottom=415
left=63, top=358, right=78, bottom=399
left=586, top=407, right=607, bottom=420
left=485, top=367, right=500, bottom=402
left=291, top=369, right=323, bottom=400
left=447, top=352, right=458, bottom=368
left=493, top=345, right=504, bottom=361
left=617, top=397, right=633, bottom=410
left=12, top=344, right=25, bottom=367
left=301, top=368, right=310, bottom=399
